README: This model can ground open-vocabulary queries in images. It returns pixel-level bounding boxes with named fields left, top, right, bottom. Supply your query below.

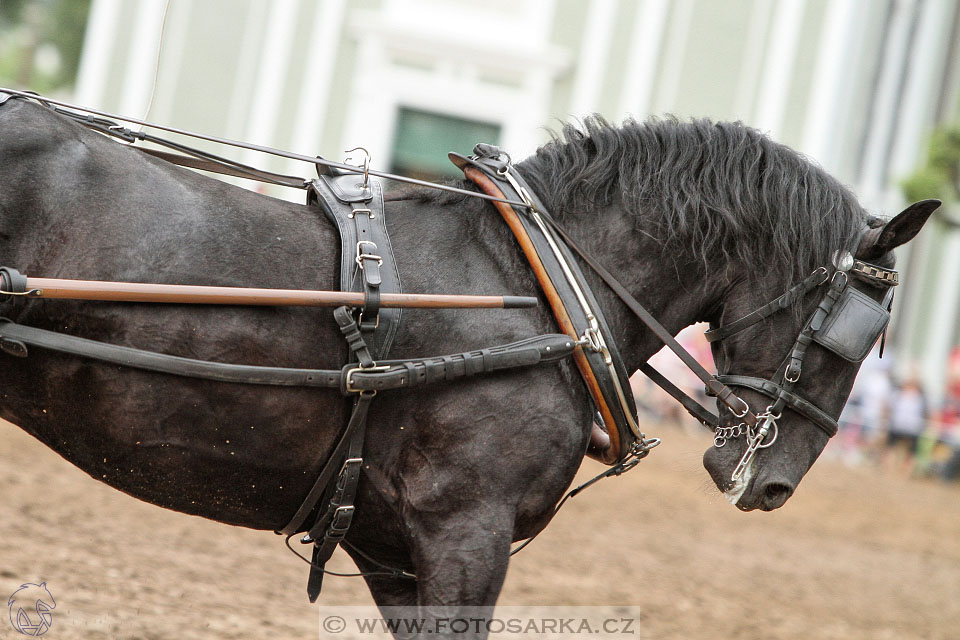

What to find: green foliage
left=0, top=0, right=92, bottom=91
left=903, top=123, right=960, bottom=204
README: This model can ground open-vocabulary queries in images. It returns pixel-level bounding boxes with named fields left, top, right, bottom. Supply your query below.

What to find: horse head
left=702, top=199, right=939, bottom=510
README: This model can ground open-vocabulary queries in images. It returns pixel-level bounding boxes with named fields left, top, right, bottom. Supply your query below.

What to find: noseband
left=706, top=251, right=897, bottom=481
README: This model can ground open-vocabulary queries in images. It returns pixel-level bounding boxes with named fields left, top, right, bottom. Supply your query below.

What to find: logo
left=7, top=583, right=56, bottom=636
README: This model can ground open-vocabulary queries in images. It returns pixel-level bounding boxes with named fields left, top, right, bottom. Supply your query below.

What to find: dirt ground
left=0, top=416, right=958, bottom=640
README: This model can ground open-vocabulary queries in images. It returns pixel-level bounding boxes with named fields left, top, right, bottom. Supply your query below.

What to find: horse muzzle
left=702, top=441, right=797, bottom=511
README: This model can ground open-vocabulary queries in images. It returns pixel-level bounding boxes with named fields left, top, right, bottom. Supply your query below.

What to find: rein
left=0, top=88, right=529, bottom=208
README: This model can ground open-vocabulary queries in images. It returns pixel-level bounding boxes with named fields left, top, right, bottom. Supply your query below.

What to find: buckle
left=339, top=456, right=363, bottom=476
left=344, top=364, right=391, bottom=394
left=355, top=241, right=383, bottom=268
left=348, top=207, right=373, bottom=219
left=329, top=505, right=355, bottom=534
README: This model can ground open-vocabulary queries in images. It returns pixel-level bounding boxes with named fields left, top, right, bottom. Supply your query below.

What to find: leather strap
left=281, top=389, right=374, bottom=537
left=712, top=375, right=839, bottom=437
left=638, top=363, right=720, bottom=427
left=308, top=176, right=401, bottom=358
left=457, top=159, right=640, bottom=463
left=0, top=319, right=574, bottom=393
left=0, top=318, right=343, bottom=387
left=304, top=394, right=368, bottom=601
left=704, top=267, right=829, bottom=343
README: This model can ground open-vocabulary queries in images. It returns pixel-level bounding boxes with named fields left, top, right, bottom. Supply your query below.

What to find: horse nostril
left=761, top=482, right=794, bottom=510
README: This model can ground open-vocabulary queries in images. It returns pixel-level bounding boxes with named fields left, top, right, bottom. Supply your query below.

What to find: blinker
left=812, top=285, right=893, bottom=362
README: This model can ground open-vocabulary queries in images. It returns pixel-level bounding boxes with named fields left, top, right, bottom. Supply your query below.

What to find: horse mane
left=518, top=116, right=869, bottom=286
left=402, top=116, right=870, bottom=288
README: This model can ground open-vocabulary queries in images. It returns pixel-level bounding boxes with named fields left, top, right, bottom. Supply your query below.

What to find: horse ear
left=857, top=199, right=941, bottom=261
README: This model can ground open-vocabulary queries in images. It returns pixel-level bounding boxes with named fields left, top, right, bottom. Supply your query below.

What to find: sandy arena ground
left=0, top=416, right=957, bottom=639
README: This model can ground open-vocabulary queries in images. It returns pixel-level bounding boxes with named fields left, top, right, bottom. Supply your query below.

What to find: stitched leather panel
left=308, top=177, right=401, bottom=358
left=811, top=287, right=890, bottom=362
left=454, top=149, right=640, bottom=463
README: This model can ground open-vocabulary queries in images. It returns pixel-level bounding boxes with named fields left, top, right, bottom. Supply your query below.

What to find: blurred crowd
left=632, top=326, right=960, bottom=484
left=837, top=347, right=960, bottom=481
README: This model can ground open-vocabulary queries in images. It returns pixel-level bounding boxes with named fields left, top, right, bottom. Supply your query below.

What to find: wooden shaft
left=21, top=277, right=536, bottom=309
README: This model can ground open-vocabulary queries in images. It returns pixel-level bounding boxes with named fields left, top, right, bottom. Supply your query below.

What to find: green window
left=390, top=107, right=501, bottom=180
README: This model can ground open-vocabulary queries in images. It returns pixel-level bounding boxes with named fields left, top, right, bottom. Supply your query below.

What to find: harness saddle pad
left=307, top=173, right=401, bottom=359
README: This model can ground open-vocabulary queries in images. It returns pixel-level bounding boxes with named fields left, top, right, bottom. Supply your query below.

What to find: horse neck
left=546, top=199, right=720, bottom=375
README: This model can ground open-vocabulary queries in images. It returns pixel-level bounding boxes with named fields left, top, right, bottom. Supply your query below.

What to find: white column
left=240, top=0, right=301, bottom=167
left=617, top=0, right=669, bottom=120
left=653, top=0, right=694, bottom=114
left=73, top=0, right=123, bottom=106
left=569, top=0, right=618, bottom=118
left=287, top=0, right=347, bottom=162
left=801, top=0, right=861, bottom=170
left=752, top=0, right=806, bottom=137
left=118, top=0, right=169, bottom=118
left=147, top=0, right=192, bottom=124
left=733, top=0, right=773, bottom=122
left=225, top=1, right=270, bottom=139
left=857, top=0, right=917, bottom=204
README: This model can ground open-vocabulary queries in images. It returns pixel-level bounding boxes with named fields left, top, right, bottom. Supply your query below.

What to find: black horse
left=0, top=97, right=935, bottom=627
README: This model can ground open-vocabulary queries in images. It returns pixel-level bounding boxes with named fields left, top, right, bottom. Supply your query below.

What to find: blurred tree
left=0, top=0, right=91, bottom=92
left=903, top=119, right=960, bottom=206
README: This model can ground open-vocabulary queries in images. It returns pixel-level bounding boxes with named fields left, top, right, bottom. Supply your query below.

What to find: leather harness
left=0, top=89, right=904, bottom=600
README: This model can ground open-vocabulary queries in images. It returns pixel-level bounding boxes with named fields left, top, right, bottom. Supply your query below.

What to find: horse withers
left=0, top=94, right=937, bottom=630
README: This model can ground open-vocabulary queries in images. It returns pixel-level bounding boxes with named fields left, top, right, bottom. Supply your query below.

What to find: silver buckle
left=344, top=364, right=391, bottom=394
left=339, top=457, right=363, bottom=476
left=355, top=241, right=382, bottom=268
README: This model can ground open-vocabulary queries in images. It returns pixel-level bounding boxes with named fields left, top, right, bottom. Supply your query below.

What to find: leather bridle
left=705, top=253, right=897, bottom=481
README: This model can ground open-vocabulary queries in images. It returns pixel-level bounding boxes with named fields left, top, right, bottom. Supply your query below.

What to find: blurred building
left=8, top=0, right=960, bottom=399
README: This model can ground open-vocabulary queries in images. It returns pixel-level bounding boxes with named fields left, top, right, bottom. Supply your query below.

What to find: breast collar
left=452, top=146, right=646, bottom=464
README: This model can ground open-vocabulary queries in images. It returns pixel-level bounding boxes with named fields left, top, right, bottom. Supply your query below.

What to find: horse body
left=0, top=97, right=935, bottom=624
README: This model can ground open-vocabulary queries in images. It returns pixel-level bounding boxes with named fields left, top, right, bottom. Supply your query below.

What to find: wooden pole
left=9, top=276, right=536, bottom=309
